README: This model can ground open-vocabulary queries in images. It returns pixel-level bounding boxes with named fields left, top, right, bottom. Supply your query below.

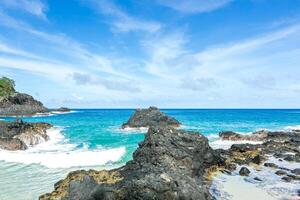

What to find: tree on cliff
left=0, top=77, right=16, bottom=97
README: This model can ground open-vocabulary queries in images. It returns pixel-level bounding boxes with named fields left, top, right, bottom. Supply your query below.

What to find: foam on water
left=116, top=126, right=148, bottom=134
left=209, top=139, right=263, bottom=150
left=284, top=125, right=300, bottom=131
left=32, top=110, right=78, bottom=118
left=0, top=127, right=126, bottom=168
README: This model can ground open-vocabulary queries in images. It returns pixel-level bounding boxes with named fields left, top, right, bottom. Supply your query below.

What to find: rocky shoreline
left=0, top=120, right=52, bottom=150
left=0, top=93, right=49, bottom=116
left=216, top=130, right=300, bottom=181
left=39, top=107, right=300, bottom=200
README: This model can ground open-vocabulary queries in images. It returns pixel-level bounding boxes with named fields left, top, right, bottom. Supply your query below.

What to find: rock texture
left=0, top=93, right=48, bottom=116
left=40, top=126, right=224, bottom=200
left=122, top=106, right=180, bottom=129
left=0, top=120, right=52, bottom=150
left=218, top=130, right=300, bottom=181
left=55, top=107, right=71, bottom=113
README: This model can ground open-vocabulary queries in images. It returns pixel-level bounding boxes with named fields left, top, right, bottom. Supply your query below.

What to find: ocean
left=1, top=109, right=300, bottom=200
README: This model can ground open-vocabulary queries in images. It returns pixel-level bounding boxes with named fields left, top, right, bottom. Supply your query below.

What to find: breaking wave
left=0, top=127, right=126, bottom=168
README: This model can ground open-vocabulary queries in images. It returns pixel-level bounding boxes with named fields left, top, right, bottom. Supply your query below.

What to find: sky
left=0, top=0, right=300, bottom=108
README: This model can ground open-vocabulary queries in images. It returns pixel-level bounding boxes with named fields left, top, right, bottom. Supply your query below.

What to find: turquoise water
left=1, top=109, right=300, bottom=200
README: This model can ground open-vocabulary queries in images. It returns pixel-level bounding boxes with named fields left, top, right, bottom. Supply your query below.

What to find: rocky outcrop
left=0, top=120, right=52, bottom=150
left=55, top=107, right=71, bottom=113
left=40, top=126, right=224, bottom=200
left=219, top=130, right=268, bottom=141
left=239, top=167, right=250, bottom=176
left=219, top=130, right=299, bottom=143
left=0, top=93, right=48, bottom=116
left=122, top=106, right=180, bottom=129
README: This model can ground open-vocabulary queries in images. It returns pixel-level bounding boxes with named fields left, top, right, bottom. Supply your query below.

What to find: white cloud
left=157, top=0, right=233, bottom=14
left=86, top=0, right=161, bottom=33
left=1, top=0, right=47, bottom=19
left=71, top=72, right=141, bottom=92
left=0, top=10, right=134, bottom=80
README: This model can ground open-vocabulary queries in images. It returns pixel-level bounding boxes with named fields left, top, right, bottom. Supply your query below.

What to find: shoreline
left=1, top=108, right=300, bottom=200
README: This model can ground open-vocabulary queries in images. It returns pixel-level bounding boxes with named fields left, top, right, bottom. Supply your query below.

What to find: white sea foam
left=206, top=134, right=219, bottom=140
left=284, top=125, right=300, bottom=131
left=179, top=125, right=199, bottom=130
left=50, top=110, right=78, bottom=115
left=32, top=110, right=77, bottom=118
left=0, top=127, right=126, bottom=168
left=209, top=140, right=263, bottom=150
left=118, top=127, right=148, bottom=133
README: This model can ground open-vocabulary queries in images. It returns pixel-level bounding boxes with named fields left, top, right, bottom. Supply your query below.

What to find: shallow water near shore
left=1, top=109, right=300, bottom=200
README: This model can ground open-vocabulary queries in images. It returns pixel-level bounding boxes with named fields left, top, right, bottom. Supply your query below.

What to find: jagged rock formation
left=0, top=120, right=52, bottom=150
left=40, top=126, right=224, bottom=200
left=122, top=106, right=180, bottom=128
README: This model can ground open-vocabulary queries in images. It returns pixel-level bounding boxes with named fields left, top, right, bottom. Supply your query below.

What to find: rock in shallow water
left=263, top=163, right=278, bottom=168
left=291, top=168, right=300, bottom=175
left=239, top=167, right=250, bottom=176
left=275, top=170, right=287, bottom=176
left=40, top=126, right=224, bottom=200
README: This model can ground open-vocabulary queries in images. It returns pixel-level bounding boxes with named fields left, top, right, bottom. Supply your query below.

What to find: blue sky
left=0, top=0, right=300, bottom=108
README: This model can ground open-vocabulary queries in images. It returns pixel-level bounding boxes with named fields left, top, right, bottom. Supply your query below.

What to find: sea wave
left=32, top=110, right=78, bottom=118
left=0, top=127, right=126, bottom=168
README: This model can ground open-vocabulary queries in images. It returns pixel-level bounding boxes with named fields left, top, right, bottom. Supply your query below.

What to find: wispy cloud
left=140, top=22, right=300, bottom=106
left=1, top=0, right=47, bottom=19
left=157, top=0, right=233, bottom=14
left=86, top=0, right=161, bottom=33
left=71, top=72, right=141, bottom=92
left=0, top=10, right=132, bottom=79
left=142, top=32, right=188, bottom=79
left=0, top=9, right=144, bottom=96
left=180, top=77, right=218, bottom=91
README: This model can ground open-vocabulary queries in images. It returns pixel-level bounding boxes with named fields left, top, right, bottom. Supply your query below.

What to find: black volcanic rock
left=0, top=93, right=48, bottom=116
left=40, top=126, right=223, bottom=200
left=239, top=167, right=250, bottom=176
left=291, top=168, right=300, bottom=175
left=122, top=106, right=180, bottom=128
left=0, top=120, right=52, bottom=150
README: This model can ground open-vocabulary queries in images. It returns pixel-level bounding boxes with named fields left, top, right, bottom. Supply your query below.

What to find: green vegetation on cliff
left=0, top=77, right=16, bottom=97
